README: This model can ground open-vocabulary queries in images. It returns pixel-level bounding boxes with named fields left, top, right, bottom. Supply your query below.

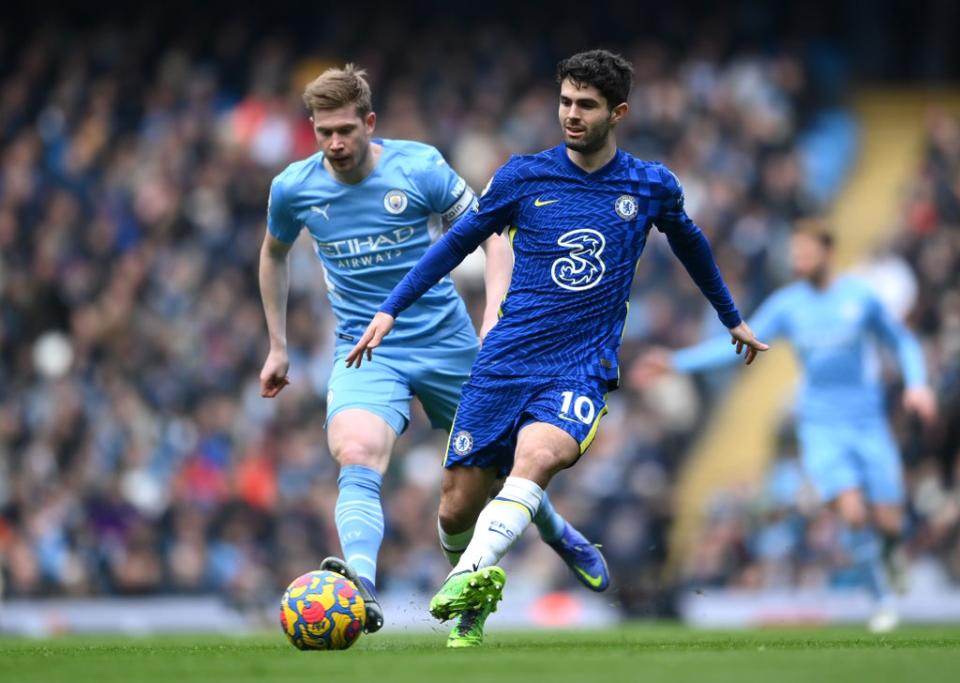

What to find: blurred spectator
left=0, top=5, right=855, bottom=613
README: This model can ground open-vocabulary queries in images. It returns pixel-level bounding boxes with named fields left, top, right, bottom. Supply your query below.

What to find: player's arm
left=868, top=292, right=937, bottom=423
left=346, top=164, right=516, bottom=367
left=258, top=177, right=301, bottom=397
left=345, top=211, right=500, bottom=367
left=424, top=153, right=513, bottom=343
left=653, top=166, right=768, bottom=363
left=479, top=233, right=512, bottom=342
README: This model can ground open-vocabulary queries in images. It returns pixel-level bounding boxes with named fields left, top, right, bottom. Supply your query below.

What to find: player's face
left=311, top=106, right=376, bottom=174
left=558, top=79, right=626, bottom=154
left=790, top=233, right=830, bottom=281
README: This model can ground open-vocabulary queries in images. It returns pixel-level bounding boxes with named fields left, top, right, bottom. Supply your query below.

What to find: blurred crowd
left=0, top=5, right=913, bottom=616
left=682, top=111, right=960, bottom=595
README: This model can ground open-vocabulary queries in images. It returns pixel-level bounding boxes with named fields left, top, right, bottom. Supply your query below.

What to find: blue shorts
left=798, top=418, right=904, bottom=504
left=444, top=375, right=609, bottom=478
left=326, top=324, right=477, bottom=435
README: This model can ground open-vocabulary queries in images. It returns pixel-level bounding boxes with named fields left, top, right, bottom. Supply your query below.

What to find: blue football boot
left=546, top=522, right=610, bottom=592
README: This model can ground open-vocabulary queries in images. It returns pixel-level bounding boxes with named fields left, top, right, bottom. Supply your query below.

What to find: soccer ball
left=280, top=570, right=366, bottom=650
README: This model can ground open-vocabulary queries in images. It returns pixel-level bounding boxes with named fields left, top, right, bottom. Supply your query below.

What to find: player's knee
left=332, top=441, right=387, bottom=472
left=516, top=446, right=576, bottom=480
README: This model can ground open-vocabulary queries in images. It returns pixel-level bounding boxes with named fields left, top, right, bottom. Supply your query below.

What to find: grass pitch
left=2, top=625, right=958, bottom=683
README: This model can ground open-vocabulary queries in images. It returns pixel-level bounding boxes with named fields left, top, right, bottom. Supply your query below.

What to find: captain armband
left=442, top=187, right=477, bottom=223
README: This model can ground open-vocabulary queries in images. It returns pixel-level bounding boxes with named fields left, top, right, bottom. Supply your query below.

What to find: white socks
left=438, top=519, right=475, bottom=565
left=450, top=477, right=544, bottom=576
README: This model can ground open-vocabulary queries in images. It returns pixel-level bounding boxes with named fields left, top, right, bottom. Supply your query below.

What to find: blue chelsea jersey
left=469, top=145, right=739, bottom=385
left=267, top=139, right=476, bottom=346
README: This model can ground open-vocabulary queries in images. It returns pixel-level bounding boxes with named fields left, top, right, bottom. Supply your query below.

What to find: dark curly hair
left=556, top=49, right=634, bottom=109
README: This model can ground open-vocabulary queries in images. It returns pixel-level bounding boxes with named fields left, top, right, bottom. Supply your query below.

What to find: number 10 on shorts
left=560, top=391, right=596, bottom=424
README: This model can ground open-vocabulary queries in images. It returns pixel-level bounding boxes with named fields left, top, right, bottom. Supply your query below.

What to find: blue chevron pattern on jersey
left=470, top=145, right=737, bottom=386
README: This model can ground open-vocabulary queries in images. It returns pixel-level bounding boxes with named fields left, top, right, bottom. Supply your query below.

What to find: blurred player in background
left=633, top=220, right=938, bottom=632
left=258, top=65, right=603, bottom=635
left=346, top=49, right=767, bottom=646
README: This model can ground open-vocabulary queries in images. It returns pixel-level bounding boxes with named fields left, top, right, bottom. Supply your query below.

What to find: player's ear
left=610, top=102, right=628, bottom=124
left=365, top=111, right=376, bottom=135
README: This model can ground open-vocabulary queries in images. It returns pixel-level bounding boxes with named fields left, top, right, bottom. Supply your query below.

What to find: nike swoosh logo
left=574, top=566, right=605, bottom=588
left=534, top=198, right=559, bottom=207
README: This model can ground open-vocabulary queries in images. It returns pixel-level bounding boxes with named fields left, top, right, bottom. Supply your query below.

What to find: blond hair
left=302, top=64, right=372, bottom=117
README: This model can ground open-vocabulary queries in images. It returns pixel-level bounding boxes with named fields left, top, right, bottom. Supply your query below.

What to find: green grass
left=2, top=625, right=959, bottom=683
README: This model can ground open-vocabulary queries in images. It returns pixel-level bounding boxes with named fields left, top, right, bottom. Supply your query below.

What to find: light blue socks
left=841, top=525, right=890, bottom=603
left=533, top=492, right=566, bottom=542
left=334, top=465, right=384, bottom=585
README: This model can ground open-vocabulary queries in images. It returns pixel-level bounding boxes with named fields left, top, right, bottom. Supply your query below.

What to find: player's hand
left=259, top=349, right=290, bottom=398
left=629, top=348, right=673, bottom=388
left=728, top=321, right=769, bottom=365
left=903, top=386, right=937, bottom=425
left=345, top=312, right=395, bottom=368
left=479, top=315, right=498, bottom=346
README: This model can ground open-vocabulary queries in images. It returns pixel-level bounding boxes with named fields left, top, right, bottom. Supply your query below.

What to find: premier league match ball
left=280, top=570, right=366, bottom=650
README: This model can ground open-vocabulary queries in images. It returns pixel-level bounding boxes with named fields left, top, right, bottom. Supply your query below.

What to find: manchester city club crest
left=383, top=189, right=408, bottom=214
left=452, top=430, right=473, bottom=455
left=615, top=194, right=638, bottom=220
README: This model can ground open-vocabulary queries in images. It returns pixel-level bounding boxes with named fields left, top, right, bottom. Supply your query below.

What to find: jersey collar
left=555, top=144, right=623, bottom=179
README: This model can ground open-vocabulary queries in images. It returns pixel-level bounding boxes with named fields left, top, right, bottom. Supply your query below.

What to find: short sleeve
left=266, top=176, right=301, bottom=243
left=468, top=159, right=517, bottom=234
left=417, top=147, right=476, bottom=224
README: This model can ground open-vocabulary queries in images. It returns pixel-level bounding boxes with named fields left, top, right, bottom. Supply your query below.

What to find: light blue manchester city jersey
left=267, top=138, right=476, bottom=346
left=673, top=275, right=927, bottom=422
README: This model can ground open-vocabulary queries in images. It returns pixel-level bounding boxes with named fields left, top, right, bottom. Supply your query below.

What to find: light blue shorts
left=798, top=418, right=904, bottom=504
left=325, top=324, right=478, bottom=435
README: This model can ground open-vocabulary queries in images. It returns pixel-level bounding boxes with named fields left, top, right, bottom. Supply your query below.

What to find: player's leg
left=437, top=465, right=499, bottom=564
left=518, top=382, right=610, bottom=591
left=426, top=378, right=521, bottom=623
left=871, top=503, right=906, bottom=572
left=432, top=421, right=577, bottom=622
left=437, top=381, right=610, bottom=607
left=834, top=486, right=890, bottom=601
left=860, top=421, right=909, bottom=604
left=481, top=477, right=567, bottom=550
left=835, top=486, right=899, bottom=632
left=327, top=408, right=397, bottom=572
left=322, top=355, right=412, bottom=633
left=410, top=341, right=573, bottom=555
left=321, top=409, right=397, bottom=633
left=436, top=464, right=500, bottom=647
left=447, top=422, right=578, bottom=574
left=406, top=339, right=496, bottom=565
left=801, top=421, right=894, bottom=630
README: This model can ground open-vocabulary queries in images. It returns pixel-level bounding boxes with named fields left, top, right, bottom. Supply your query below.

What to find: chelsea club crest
left=384, top=189, right=408, bottom=214
left=452, top=430, right=473, bottom=455
left=615, top=195, right=638, bottom=220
